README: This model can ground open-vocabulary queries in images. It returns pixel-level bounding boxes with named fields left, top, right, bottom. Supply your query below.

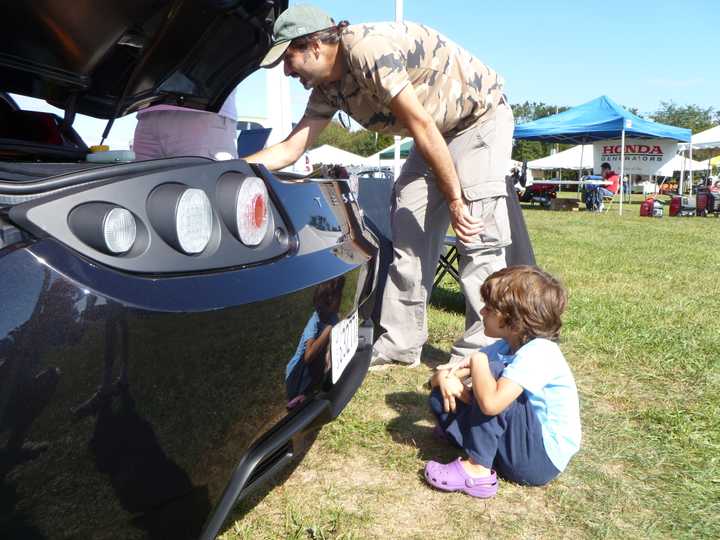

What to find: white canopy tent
left=307, top=144, right=372, bottom=167
left=656, top=154, right=709, bottom=177
left=527, top=145, right=594, bottom=171
left=676, top=126, right=720, bottom=193
left=678, top=125, right=720, bottom=151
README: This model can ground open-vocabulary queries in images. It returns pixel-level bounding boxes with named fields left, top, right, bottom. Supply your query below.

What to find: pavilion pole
left=679, top=151, right=686, bottom=195
left=578, top=141, right=585, bottom=200
left=619, top=128, right=626, bottom=216
left=689, top=143, right=694, bottom=194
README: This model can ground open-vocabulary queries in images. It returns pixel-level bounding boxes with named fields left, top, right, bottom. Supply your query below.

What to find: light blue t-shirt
left=495, top=338, right=582, bottom=472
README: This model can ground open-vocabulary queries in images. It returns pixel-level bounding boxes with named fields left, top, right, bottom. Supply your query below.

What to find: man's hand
left=449, top=199, right=484, bottom=244
left=244, top=115, right=329, bottom=171
left=438, top=372, right=465, bottom=413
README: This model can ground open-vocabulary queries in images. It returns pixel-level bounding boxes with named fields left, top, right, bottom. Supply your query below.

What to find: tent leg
left=578, top=142, right=585, bottom=202
left=679, top=151, right=686, bottom=195
left=619, top=129, right=626, bottom=215
left=689, top=144, right=694, bottom=194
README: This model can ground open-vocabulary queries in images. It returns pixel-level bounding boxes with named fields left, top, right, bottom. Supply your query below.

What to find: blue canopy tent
left=514, top=96, right=692, bottom=213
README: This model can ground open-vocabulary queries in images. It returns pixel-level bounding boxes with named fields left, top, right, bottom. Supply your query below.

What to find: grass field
left=221, top=202, right=720, bottom=540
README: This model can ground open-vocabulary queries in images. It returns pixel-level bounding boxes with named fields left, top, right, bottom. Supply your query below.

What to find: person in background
left=132, top=88, right=238, bottom=160
left=583, top=162, right=619, bottom=211
left=245, top=4, right=514, bottom=370
left=424, top=266, right=581, bottom=498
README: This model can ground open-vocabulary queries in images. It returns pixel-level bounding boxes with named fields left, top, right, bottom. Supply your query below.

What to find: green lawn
left=222, top=204, right=720, bottom=539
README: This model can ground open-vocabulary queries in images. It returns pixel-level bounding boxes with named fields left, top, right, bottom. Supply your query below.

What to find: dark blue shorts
left=429, top=361, right=560, bottom=486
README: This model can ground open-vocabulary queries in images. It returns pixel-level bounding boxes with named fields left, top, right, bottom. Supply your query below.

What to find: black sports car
left=0, top=2, right=382, bottom=539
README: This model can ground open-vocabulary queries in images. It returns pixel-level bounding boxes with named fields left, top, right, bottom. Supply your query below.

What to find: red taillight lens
left=237, top=177, right=269, bottom=246
left=252, top=193, right=266, bottom=229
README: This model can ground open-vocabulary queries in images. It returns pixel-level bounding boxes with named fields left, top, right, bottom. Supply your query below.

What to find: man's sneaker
left=368, top=350, right=420, bottom=371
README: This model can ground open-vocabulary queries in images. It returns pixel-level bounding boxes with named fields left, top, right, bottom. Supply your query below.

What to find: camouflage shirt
left=304, top=21, right=505, bottom=137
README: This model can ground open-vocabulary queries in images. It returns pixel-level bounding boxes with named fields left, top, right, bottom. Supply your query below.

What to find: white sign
left=592, top=138, right=677, bottom=175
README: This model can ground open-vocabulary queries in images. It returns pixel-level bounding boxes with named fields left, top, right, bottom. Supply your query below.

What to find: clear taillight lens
left=236, top=177, right=269, bottom=246
left=103, top=207, right=136, bottom=254
left=176, top=188, right=213, bottom=254
left=69, top=203, right=138, bottom=255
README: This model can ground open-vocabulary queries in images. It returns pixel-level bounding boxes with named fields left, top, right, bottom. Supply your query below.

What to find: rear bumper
left=0, top=198, right=378, bottom=539
left=200, top=336, right=372, bottom=540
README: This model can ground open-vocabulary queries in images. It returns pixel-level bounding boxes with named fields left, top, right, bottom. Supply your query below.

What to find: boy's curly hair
left=480, top=265, right=567, bottom=345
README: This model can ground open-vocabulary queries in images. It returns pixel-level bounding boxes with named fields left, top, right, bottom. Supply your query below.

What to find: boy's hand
left=457, top=386, right=472, bottom=405
left=439, top=373, right=465, bottom=413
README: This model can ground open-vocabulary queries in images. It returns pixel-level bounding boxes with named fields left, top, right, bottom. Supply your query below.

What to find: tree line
left=310, top=101, right=719, bottom=162
left=312, top=121, right=394, bottom=158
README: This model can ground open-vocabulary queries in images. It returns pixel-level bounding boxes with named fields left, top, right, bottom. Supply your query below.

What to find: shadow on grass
left=384, top=390, right=461, bottom=466
left=429, top=285, right=464, bottom=313
left=420, top=343, right=454, bottom=370
left=519, top=203, right=553, bottom=212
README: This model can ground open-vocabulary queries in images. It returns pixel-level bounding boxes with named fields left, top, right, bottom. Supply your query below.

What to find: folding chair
left=601, top=193, right=614, bottom=212
left=433, top=235, right=460, bottom=289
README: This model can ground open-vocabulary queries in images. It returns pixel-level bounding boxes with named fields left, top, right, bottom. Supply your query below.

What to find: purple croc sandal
left=424, top=458, right=498, bottom=498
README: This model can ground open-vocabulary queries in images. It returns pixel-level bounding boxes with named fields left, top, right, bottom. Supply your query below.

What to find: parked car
left=0, top=2, right=381, bottom=539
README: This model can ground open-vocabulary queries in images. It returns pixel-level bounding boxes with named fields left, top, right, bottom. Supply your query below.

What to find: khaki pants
left=373, top=103, right=514, bottom=364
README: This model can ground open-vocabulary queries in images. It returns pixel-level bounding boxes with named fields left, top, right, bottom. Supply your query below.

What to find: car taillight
left=176, top=188, right=213, bottom=254
left=217, top=175, right=272, bottom=246
left=68, top=203, right=137, bottom=255
left=10, top=161, right=292, bottom=273
left=236, top=177, right=269, bottom=246
left=103, top=208, right=137, bottom=254
left=148, top=184, right=214, bottom=255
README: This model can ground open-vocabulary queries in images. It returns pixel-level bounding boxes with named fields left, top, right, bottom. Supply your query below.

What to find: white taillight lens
left=176, top=188, right=212, bottom=254
left=103, top=207, right=136, bottom=254
left=236, top=177, right=269, bottom=246
left=69, top=203, right=140, bottom=256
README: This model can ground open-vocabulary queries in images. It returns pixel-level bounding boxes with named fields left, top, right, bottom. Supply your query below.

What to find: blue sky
left=14, top=0, right=719, bottom=149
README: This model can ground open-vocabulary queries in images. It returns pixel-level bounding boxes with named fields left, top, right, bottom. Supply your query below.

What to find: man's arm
left=389, top=85, right=483, bottom=243
left=244, top=115, right=330, bottom=171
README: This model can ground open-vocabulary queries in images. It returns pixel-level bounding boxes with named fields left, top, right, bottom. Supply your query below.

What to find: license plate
left=331, top=310, right=359, bottom=384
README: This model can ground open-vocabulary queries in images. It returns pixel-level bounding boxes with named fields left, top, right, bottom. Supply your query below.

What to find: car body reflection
left=285, top=277, right=345, bottom=407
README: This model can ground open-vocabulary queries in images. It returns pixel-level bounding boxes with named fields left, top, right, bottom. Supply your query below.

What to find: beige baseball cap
left=260, top=4, right=335, bottom=68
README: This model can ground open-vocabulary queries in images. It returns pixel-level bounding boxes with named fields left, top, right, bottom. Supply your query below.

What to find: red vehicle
left=518, top=182, right=558, bottom=208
